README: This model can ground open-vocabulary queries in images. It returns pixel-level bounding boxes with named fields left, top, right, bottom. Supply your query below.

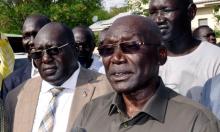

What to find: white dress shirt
left=32, top=64, right=80, bottom=132
left=89, top=54, right=105, bottom=74
left=31, top=60, right=40, bottom=78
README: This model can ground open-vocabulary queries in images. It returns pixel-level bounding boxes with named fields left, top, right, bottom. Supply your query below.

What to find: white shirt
left=89, top=54, right=105, bottom=74
left=159, top=41, right=220, bottom=101
left=31, top=59, right=40, bottom=78
left=32, top=64, right=80, bottom=132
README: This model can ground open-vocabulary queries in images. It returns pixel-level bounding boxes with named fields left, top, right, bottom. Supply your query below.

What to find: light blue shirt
left=201, top=74, right=220, bottom=120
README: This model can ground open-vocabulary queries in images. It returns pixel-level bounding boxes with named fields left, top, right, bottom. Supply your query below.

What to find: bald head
left=106, top=15, right=162, bottom=45
left=33, top=22, right=78, bottom=86
left=72, top=25, right=95, bottom=68
left=23, top=14, right=51, bottom=32
left=193, top=25, right=216, bottom=44
left=34, top=22, right=74, bottom=45
left=72, top=26, right=94, bottom=44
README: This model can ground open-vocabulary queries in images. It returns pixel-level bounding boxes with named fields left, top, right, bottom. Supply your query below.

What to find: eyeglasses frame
left=30, top=42, right=71, bottom=60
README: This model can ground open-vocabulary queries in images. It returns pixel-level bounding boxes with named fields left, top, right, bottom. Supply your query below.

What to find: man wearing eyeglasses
left=5, top=22, right=112, bottom=132
left=148, top=0, right=220, bottom=102
left=72, top=15, right=220, bottom=132
left=72, top=26, right=105, bottom=74
left=1, top=14, right=51, bottom=101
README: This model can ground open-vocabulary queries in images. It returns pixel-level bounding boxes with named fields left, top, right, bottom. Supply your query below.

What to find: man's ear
left=187, top=3, right=197, bottom=20
left=158, top=46, right=167, bottom=65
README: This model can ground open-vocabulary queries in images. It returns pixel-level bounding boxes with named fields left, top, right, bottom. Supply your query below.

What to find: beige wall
left=217, top=38, right=220, bottom=44
left=192, top=6, right=220, bottom=30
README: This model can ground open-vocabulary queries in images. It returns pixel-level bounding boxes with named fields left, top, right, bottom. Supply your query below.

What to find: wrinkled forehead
left=104, top=24, right=161, bottom=45
left=104, top=25, right=143, bottom=43
left=149, top=0, right=184, bottom=8
left=34, top=31, right=67, bottom=48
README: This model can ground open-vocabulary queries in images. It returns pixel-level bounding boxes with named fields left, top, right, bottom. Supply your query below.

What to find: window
left=198, top=18, right=208, bottom=26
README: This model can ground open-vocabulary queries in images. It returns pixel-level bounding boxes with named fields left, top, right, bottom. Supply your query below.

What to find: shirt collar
left=108, top=77, right=169, bottom=123
left=41, top=63, right=81, bottom=93
left=31, top=59, right=39, bottom=77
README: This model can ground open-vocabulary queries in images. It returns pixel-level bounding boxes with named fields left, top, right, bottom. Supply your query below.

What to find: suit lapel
left=13, top=77, right=42, bottom=132
left=66, top=68, right=96, bottom=131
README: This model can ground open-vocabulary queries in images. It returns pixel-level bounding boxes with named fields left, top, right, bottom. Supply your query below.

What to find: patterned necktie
left=38, top=88, right=64, bottom=132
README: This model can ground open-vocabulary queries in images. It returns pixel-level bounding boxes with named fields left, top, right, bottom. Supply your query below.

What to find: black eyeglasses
left=30, top=42, right=70, bottom=60
left=75, top=42, right=91, bottom=51
left=98, top=41, right=147, bottom=57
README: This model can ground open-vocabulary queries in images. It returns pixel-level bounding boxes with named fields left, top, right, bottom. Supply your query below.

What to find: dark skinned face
left=22, top=19, right=45, bottom=55
left=73, top=28, right=94, bottom=61
left=33, top=27, right=78, bottom=86
left=149, top=0, right=188, bottom=41
left=198, top=28, right=216, bottom=44
left=101, top=22, right=161, bottom=93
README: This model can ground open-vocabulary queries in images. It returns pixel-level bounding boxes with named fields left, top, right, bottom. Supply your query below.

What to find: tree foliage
left=108, top=6, right=128, bottom=17
left=0, top=0, right=111, bottom=34
left=214, top=5, right=220, bottom=22
left=214, top=5, right=220, bottom=37
left=128, top=0, right=149, bottom=16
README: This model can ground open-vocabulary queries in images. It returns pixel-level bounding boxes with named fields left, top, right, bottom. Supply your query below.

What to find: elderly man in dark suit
left=1, top=14, right=51, bottom=100
left=5, top=22, right=112, bottom=132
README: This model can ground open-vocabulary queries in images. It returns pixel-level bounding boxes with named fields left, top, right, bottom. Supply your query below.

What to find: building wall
left=192, top=5, right=220, bottom=31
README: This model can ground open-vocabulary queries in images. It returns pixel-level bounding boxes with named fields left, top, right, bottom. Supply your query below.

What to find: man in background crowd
left=72, top=26, right=104, bottom=74
left=1, top=14, right=51, bottom=100
left=193, top=25, right=217, bottom=45
left=149, top=0, right=220, bottom=101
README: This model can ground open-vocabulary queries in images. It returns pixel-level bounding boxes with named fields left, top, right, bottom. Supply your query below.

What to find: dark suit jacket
left=5, top=67, right=112, bottom=132
left=1, top=61, right=32, bottom=101
left=0, top=99, right=7, bottom=132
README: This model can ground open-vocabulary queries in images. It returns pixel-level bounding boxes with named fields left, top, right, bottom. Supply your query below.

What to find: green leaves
left=127, top=0, right=149, bottom=16
left=0, top=0, right=108, bottom=34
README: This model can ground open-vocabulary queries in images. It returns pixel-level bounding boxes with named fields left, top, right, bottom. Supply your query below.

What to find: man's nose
left=42, top=51, right=53, bottom=64
left=78, top=45, right=83, bottom=51
left=29, top=36, right=35, bottom=44
left=153, top=11, right=166, bottom=24
left=110, top=47, right=126, bottom=65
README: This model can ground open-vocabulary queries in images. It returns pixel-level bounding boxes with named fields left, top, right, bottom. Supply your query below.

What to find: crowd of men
left=0, top=0, right=220, bottom=131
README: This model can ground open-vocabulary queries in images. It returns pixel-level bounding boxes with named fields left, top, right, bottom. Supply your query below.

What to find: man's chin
left=162, top=35, right=174, bottom=44
left=112, top=83, right=135, bottom=94
left=45, top=78, right=64, bottom=86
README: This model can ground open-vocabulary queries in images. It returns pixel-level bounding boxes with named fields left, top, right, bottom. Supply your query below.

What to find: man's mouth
left=43, top=66, right=57, bottom=75
left=110, top=71, right=133, bottom=81
left=158, top=25, right=168, bottom=31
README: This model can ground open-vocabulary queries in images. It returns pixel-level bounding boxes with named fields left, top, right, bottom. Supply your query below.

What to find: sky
left=102, top=0, right=127, bottom=11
